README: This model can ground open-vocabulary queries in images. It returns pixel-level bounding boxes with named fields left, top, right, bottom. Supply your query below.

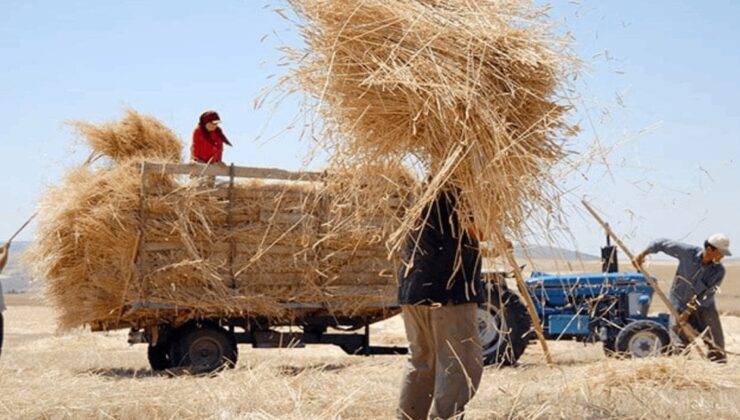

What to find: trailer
left=97, top=162, right=407, bottom=374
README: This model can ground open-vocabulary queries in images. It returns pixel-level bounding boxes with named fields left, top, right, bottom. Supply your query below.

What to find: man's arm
left=694, top=266, right=725, bottom=307
left=634, top=238, right=693, bottom=266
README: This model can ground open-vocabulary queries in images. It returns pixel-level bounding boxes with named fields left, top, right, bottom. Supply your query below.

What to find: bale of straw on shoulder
left=282, top=0, right=581, bottom=250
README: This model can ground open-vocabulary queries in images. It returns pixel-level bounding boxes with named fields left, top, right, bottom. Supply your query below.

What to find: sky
left=1, top=0, right=738, bottom=259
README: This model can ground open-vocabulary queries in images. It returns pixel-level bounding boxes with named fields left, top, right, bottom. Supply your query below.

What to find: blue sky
left=1, top=1, right=738, bottom=258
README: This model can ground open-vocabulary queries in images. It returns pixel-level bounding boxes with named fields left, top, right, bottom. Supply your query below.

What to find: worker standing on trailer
left=0, top=243, right=9, bottom=358
left=397, top=187, right=484, bottom=420
left=635, top=233, right=731, bottom=363
left=191, top=110, right=232, bottom=164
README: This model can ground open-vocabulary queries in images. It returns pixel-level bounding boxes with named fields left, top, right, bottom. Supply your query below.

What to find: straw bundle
left=27, top=111, right=411, bottom=330
left=282, top=0, right=580, bottom=249
left=73, top=108, right=182, bottom=162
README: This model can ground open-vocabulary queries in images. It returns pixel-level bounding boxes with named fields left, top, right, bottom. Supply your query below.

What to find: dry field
left=1, top=261, right=740, bottom=419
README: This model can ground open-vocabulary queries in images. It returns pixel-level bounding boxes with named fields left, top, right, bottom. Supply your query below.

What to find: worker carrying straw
left=397, top=187, right=483, bottom=420
left=634, top=233, right=731, bottom=363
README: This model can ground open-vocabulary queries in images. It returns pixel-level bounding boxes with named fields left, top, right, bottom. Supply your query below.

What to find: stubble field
left=1, top=261, right=739, bottom=419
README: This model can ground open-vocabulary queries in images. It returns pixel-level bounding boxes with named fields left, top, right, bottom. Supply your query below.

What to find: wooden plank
left=141, top=162, right=323, bottom=181
left=144, top=184, right=316, bottom=200
left=141, top=241, right=310, bottom=254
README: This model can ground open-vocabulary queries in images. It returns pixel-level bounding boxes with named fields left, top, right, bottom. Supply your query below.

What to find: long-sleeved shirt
left=397, top=190, right=483, bottom=306
left=191, top=127, right=229, bottom=163
left=646, top=238, right=725, bottom=311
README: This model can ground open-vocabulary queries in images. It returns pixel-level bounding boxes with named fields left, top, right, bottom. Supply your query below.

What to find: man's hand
left=0, top=242, right=9, bottom=272
left=677, top=299, right=699, bottom=324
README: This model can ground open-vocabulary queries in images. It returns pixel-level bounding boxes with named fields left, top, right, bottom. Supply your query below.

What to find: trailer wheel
left=615, top=320, right=670, bottom=358
left=147, top=343, right=172, bottom=370
left=478, top=291, right=530, bottom=366
left=170, top=324, right=238, bottom=374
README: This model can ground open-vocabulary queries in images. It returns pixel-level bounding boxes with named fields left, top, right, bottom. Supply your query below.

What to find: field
left=1, top=261, right=739, bottom=419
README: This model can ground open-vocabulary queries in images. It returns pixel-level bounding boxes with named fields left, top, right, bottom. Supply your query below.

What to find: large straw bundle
left=73, top=108, right=182, bottom=162
left=282, top=0, right=580, bottom=249
left=27, top=111, right=411, bottom=330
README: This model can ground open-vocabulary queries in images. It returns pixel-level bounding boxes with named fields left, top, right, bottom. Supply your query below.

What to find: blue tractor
left=477, top=241, right=672, bottom=365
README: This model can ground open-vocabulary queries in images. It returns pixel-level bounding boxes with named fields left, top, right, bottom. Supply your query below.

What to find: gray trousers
left=398, top=303, right=483, bottom=420
left=672, top=303, right=726, bottom=362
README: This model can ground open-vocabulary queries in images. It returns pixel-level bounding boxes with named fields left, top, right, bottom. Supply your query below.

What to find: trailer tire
left=478, top=291, right=530, bottom=366
left=170, top=323, right=238, bottom=374
left=147, top=343, right=172, bottom=370
left=615, top=320, right=670, bottom=358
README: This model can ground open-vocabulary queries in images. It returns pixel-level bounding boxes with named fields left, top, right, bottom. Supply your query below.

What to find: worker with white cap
left=635, top=233, right=731, bottom=362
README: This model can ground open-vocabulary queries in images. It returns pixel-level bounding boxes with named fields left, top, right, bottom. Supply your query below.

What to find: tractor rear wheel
left=169, top=323, right=238, bottom=374
left=478, top=291, right=531, bottom=366
left=615, top=320, right=670, bottom=358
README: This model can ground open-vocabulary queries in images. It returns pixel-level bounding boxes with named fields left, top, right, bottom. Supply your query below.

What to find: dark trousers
left=0, top=311, right=4, bottom=359
left=677, top=304, right=726, bottom=362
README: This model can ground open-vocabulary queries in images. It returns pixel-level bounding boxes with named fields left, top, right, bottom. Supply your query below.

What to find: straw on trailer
left=26, top=111, right=411, bottom=330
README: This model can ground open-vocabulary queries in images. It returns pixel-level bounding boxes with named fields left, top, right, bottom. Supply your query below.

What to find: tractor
left=477, top=238, right=672, bottom=366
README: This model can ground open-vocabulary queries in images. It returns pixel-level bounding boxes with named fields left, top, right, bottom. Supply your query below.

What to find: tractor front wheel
left=615, top=320, right=670, bottom=358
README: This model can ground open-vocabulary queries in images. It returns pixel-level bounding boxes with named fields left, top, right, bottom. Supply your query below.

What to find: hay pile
left=27, top=111, right=412, bottom=330
left=281, top=0, right=580, bottom=250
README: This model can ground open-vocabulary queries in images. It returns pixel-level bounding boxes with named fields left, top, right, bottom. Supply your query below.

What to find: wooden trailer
left=102, top=162, right=407, bottom=374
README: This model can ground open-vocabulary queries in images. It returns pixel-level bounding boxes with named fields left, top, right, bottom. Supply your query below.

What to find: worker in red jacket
left=191, top=110, right=232, bottom=164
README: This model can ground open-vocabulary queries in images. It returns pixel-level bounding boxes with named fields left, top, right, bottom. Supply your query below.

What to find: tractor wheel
left=169, top=323, right=238, bottom=374
left=478, top=291, right=531, bottom=366
left=147, top=342, right=172, bottom=370
left=615, top=320, right=670, bottom=358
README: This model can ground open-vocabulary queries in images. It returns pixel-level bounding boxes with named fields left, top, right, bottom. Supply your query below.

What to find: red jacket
left=191, top=127, right=230, bottom=163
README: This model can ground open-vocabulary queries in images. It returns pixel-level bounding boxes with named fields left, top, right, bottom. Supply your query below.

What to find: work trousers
left=398, top=303, right=483, bottom=420
left=672, top=303, right=726, bottom=362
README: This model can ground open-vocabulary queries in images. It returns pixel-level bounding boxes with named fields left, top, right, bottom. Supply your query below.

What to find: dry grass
left=1, top=296, right=740, bottom=419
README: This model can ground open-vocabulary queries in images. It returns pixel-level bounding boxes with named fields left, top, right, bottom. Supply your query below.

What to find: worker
left=0, top=243, right=9, bottom=358
left=191, top=110, right=232, bottom=165
left=397, top=187, right=484, bottom=420
left=634, top=233, right=731, bottom=363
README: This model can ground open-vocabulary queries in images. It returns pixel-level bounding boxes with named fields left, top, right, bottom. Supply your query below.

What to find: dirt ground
left=1, top=261, right=740, bottom=419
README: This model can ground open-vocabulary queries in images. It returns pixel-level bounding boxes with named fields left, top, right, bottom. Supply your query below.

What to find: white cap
left=707, top=233, right=732, bottom=256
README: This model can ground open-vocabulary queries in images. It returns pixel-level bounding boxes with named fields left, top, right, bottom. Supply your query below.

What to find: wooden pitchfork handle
left=2, top=152, right=99, bottom=249
left=581, top=199, right=708, bottom=359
